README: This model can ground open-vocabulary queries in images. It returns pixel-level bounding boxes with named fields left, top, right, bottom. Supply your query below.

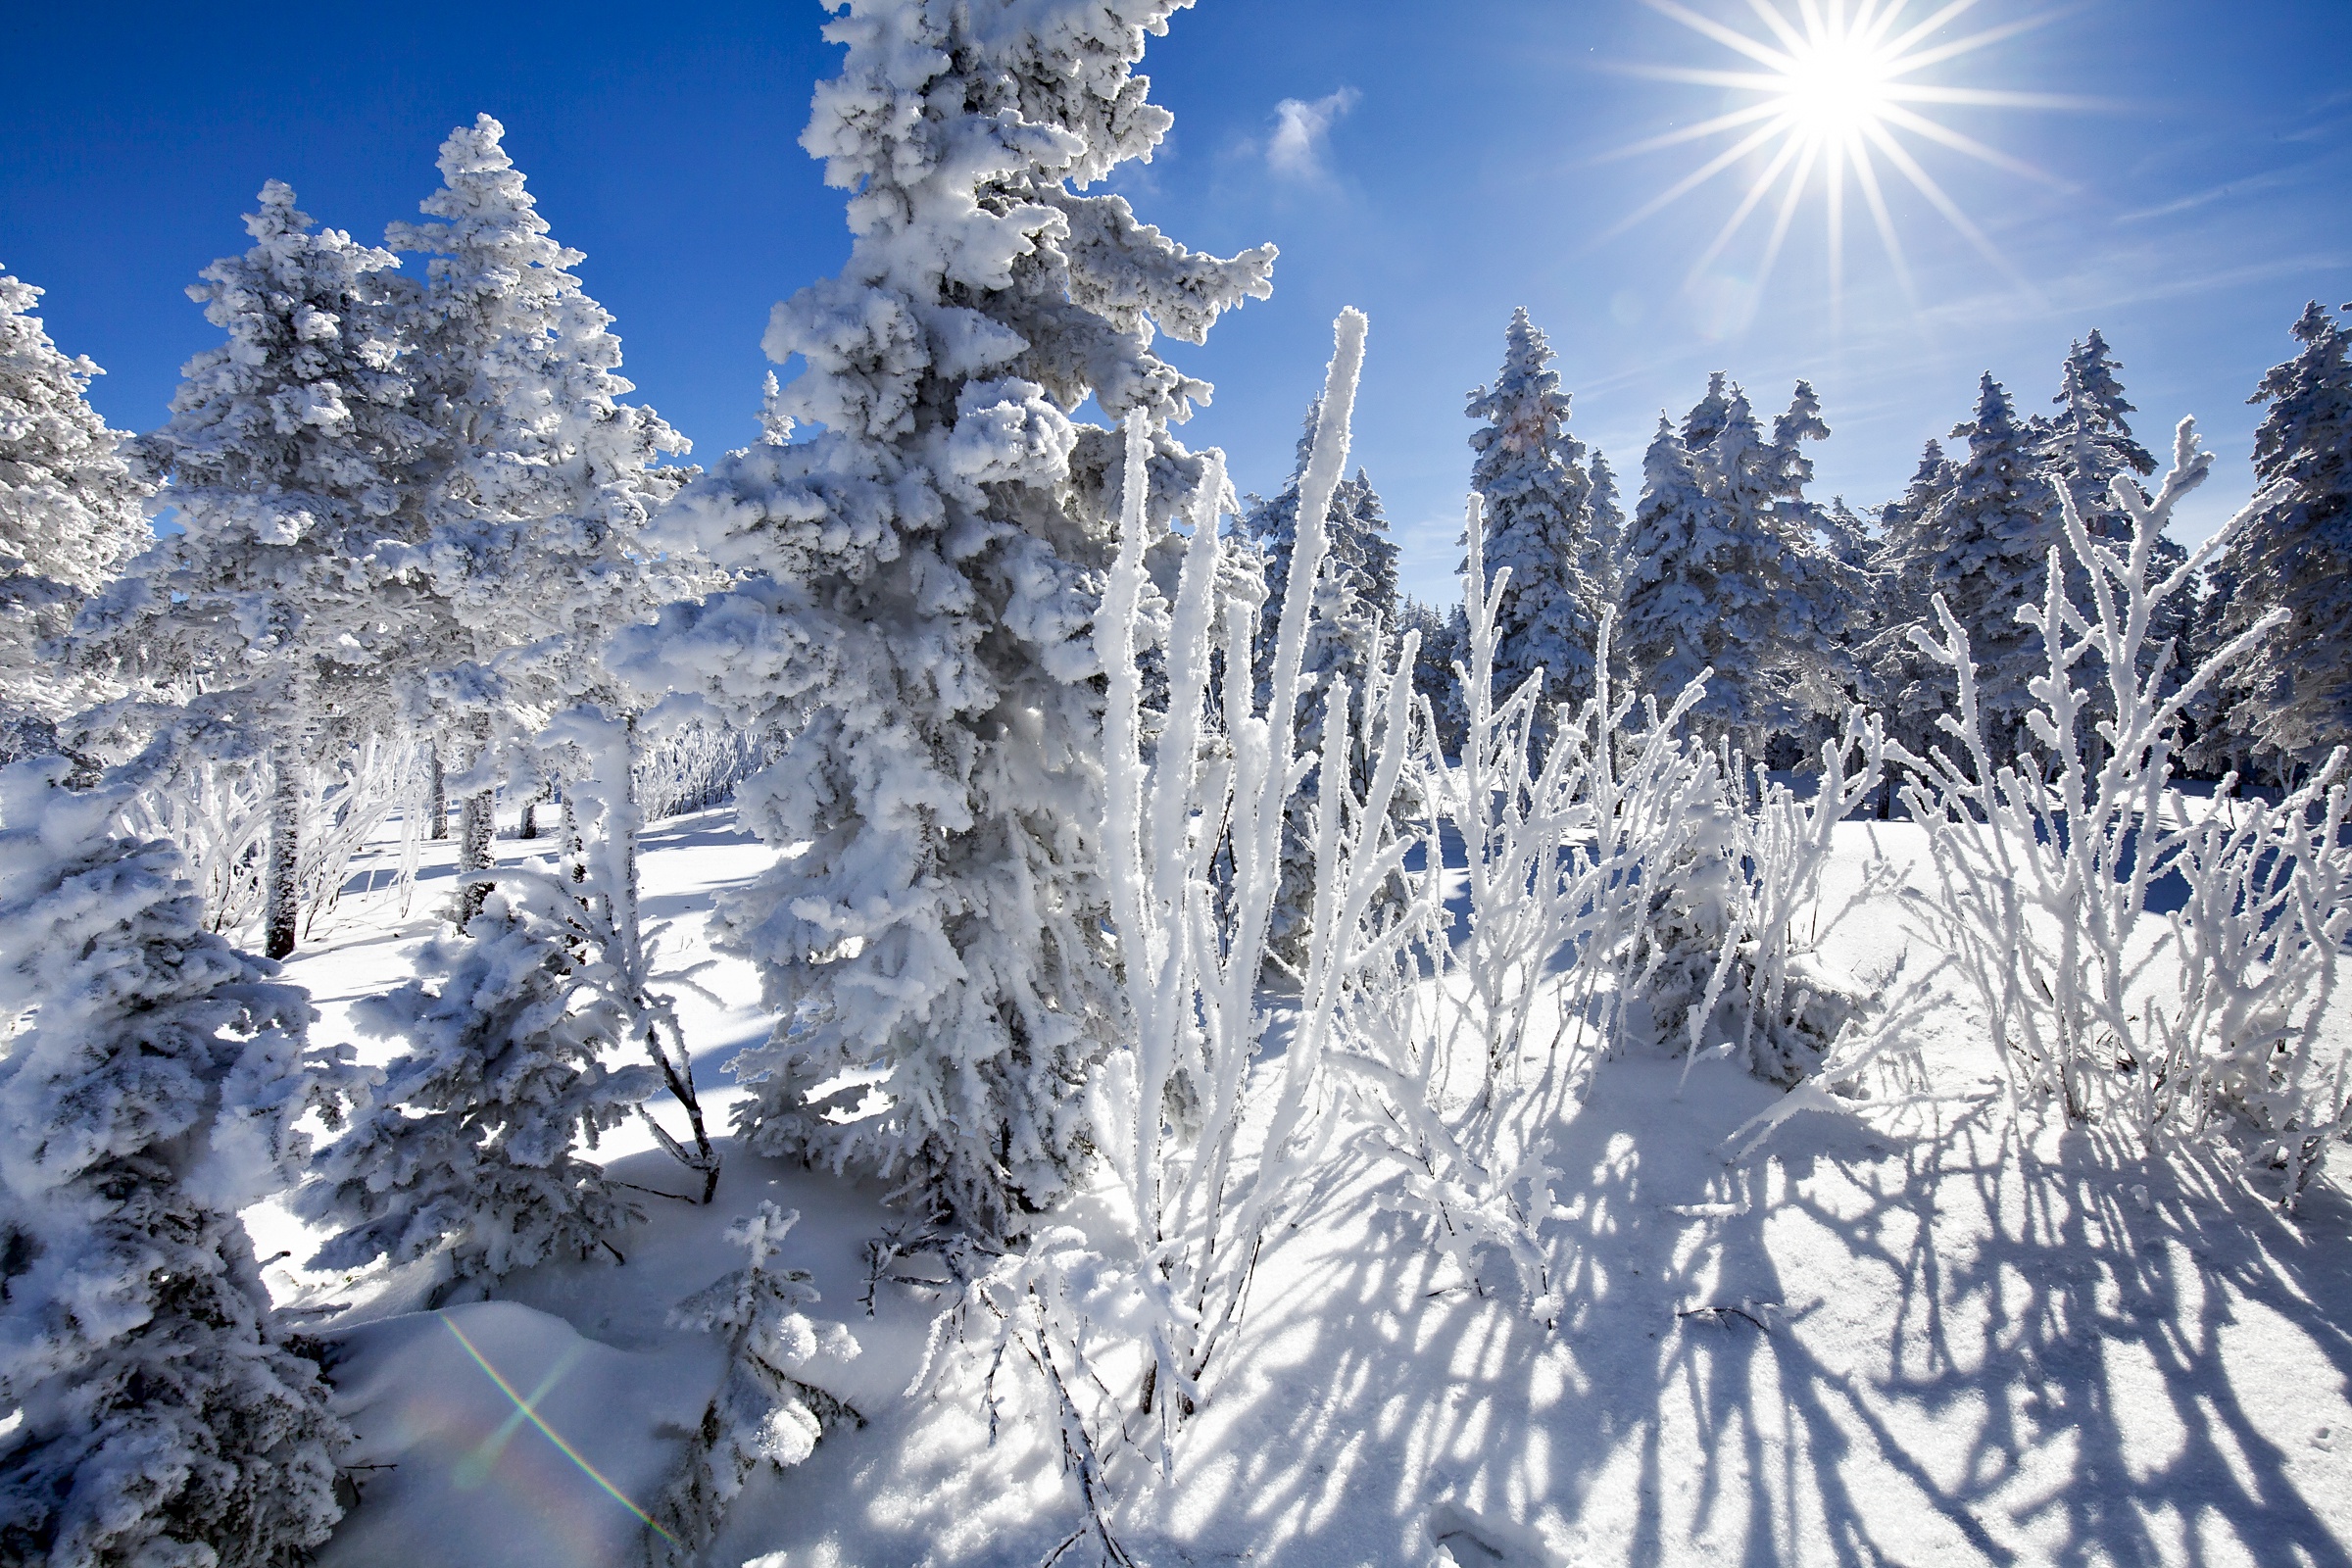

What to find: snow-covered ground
left=269, top=808, right=2352, bottom=1568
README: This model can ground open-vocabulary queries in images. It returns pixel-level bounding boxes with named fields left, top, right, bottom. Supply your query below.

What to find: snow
left=257, top=794, right=2352, bottom=1567
left=318, top=1300, right=713, bottom=1568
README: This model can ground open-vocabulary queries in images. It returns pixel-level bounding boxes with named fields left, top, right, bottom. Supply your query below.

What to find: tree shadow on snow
left=1136, top=1054, right=2352, bottom=1567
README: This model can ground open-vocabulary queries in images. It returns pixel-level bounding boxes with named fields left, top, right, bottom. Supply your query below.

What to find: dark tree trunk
left=457, top=787, right=495, bottom=925
left=266, top=712, right=305, bottom=960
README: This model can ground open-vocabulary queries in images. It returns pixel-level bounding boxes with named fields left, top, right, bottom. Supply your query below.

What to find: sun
left=1605, top=0, right=2086, bottom=317
left=1779, top=32, right=1894, bottom=135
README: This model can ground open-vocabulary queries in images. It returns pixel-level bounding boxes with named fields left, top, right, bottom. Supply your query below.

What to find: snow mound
left=319, top=1299, right=714, bottom=1568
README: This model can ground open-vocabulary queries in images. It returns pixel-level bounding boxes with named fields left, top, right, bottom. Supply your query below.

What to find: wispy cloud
left=1265, top=87, right=1359, bottom=179
left=2117, top=156, right=2342, bottom=223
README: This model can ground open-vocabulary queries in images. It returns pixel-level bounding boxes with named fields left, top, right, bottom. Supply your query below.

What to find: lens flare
left=441, top=1313, right=681, bottom=1546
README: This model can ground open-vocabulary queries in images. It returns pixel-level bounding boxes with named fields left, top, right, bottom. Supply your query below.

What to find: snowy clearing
left=270, top=808, right=2352, bottom=1568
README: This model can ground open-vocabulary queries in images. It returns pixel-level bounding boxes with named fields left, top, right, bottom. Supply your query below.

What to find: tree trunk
left=428, top=745, right=448, bottom=840
left=266, top=718, right=304, bottom=960
left=457, top=787, right=495, bottom=925
left=519, top=780, right=553, bottom=840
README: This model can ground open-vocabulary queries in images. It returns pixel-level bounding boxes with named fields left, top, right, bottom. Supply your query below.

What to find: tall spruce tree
left=1908, top=373, right=2062, bottom=762
left=1868, top=439, right=1957, bottom=761
left=80, top=183, right=431, bottom=958
left=1464, top=308, right=1598, bottom=713
left=2210, top=301, right=2352, bottom=772
left=610, top=0, right=1275, bottom=1233
left=2043, top=329, right=2156, bottom=543
left=390, top=114, right=694, bottom=918
left=1761, top=379, right=1859, bottom=734
left=1618, top=414, right=1718, bottom=714
left=1635, top=379, right=1825, bottom=745
left=0, top=270, right=150, bottom=761
left=2038, top=330, right=2189, bottom=715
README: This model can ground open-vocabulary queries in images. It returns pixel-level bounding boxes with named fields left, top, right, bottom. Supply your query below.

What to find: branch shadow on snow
left=1119, top=1051, right=2352, bottom=1566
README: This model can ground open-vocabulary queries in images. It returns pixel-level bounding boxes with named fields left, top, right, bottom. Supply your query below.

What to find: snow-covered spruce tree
left=2037, top=330, right=2189, bottom=714
left=1463, top=307, right=1597, bottom=716
left=650, top=1202, right=859, bottom=1567
left=1398, top=594, right=1467, bottom=756
left=1864, top=440, right=1956, bottom=763
left=0, top=270, right=150, bottom=762
left=1905, top=372, right=2062, bottom=765
left=2209, top=301, right=2352, bottom=774
left=0, top=759, right=353, bottom=1566
left=2041, top=329, right=2156, bottom=544
left=1757, top=379, right=1862, bottom=742
left=80, top=182, right=431, bottom=958
left=1245, top=407, right=1400, bottom=687
left=388, top=115, right=694, bottom=919
left=611, top=0, right=1274, bottom=1235
left=1618, top=415, right=1717, bottom=715
left=295, top=860, right=662, bottom=1298
left=1625, top=378, right=1840, bottom=749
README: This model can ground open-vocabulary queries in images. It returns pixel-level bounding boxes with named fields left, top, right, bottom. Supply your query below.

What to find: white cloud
left=1266, top=87, right=1359, bottom=180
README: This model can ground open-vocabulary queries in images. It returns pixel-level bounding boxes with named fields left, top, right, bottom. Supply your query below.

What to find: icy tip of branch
left=2169, top=416, right=2201, bottom=476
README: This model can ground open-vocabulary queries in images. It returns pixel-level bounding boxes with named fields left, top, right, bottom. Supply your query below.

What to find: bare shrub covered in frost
left=0, top=759, right=358, bottom=1566
left=912, top=311, right=1924, bottom=1552
left=635, top=717, right=765, bottom=822
left=1341, top=491, right=1891, bottom=1316
left=1903, top=417, right=2351, bottom=1194
left=650, top=1202, right=859, bottom=1568
left=907, top=314, right=1392, bottom=1557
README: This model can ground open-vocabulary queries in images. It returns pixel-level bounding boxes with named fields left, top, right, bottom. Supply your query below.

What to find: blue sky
left=6, top=0, right=2348, bottom=603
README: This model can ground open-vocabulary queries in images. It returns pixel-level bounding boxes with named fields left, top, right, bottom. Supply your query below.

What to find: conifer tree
left=389, top=116, right=694, bottom=919
left=0, top=759, right=352, bottom=1566
left=2210, top=301, right=2352, bottom=771
left=1761, top=379, right=1860, bottom=733
left=295, top=872, right=662, bottom=1297
left=1627, top=379, right=1829, bottom=745
left=1867, top=440, right=1956, bottom=760
left=80, top=183, right=431, bottom=958
left=2039, top=331, right=2188, bottom=715
left=1907, top=373, right=2062, bottom=761
left=611, top=0, right=1275, bottom=1233
left=1583, top=452, right=1628, bottom=616
left=650, top=1202, right=859, bottom=1567
left=2043, top=330, right=2156, bottom=543
left=1245, top=409, right=1400, bottom=719
left=0, top=270, right=149, bottom=761
left=1398, top=595, right=1468, bottom=754
left=1464, top=308, right=1597, bottom=713
left=1618, top=415, right=1717, bottom=712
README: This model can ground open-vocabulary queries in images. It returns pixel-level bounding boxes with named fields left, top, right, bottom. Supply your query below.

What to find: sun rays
left=1607, top=0, right=2095, bottom=319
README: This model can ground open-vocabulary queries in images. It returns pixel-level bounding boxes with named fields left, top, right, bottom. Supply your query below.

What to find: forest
left=1, top=1, right=2348, bottom=1564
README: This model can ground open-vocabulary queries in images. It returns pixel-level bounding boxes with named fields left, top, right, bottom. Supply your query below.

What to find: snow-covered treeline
left=1, top=0, right=2349, bottom=1562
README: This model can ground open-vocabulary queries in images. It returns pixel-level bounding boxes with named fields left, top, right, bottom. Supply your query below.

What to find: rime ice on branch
left=612, top=0, right=1274, bottom=1233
